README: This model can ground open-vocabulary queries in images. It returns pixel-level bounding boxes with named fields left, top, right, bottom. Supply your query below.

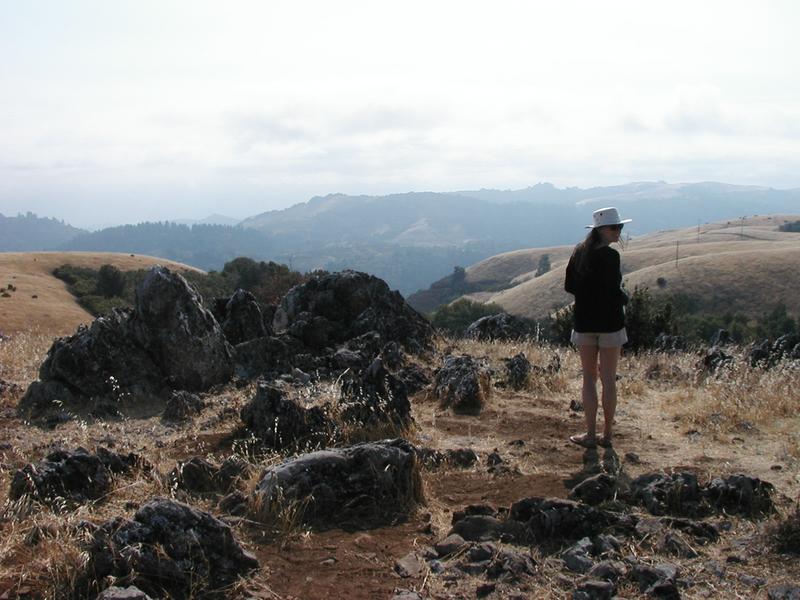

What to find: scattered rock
left=573, top=579, right=615, bottom=600
left=240, top=382, right=338, bottom=451
left=9, top=447, right=143, bottom=508
left=434, top=533, right=468, bottom=557
left=704, top=474, right=775, bottom=516
left=394, top=552, right=424, bottom=578
left=169, top=456, right=250, bottom=496
left=701, top=346, right=733, bottom=373
left=162, top=390, right=205, bottom=423
left=569, top=473, right=617, bottom=506
left=79, top=498, right=258, bottom=599
left=395, top=364, right=432, bottom=395
left=662, top=531, right=699, bottom=558
left=253, top=439, right=421, bottom=530
left=434, top=354, right=492, bottom=414
left=485, top=549, right=536, bottom=581
left=339, top=358, right=411, bottom=428
left=630, top=472, right=703, bottom=516
left=272, top=270, right=434, bottom=354
left=464, top=313, right=532, bottom=341
left=587, top=560, right=626, bottom=582
left=220, top=289, right=269, bottom=345
left=416, top=447, right=478, bottom=470
left=504, top=353, right=531, bottom=390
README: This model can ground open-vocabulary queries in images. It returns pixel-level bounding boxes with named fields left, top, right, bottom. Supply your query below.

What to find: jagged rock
left=569, top=473, right=618, bottom=506
left=654, top=333, right=687, bottom=353
left=588, top=560, right=626, bottom=582
left=464, top=313, right=532, bottom=341
left=630, top=472, right=703, bottom=516
left=381, top=341, right=405, bottom=370
left=532, top=353, right=562, bottom=376
left=485, top=549, right=536, bottom=581
left=702, top=346, right=733, bottom=373
left=17, top=380, right=76, bottom=421
left=232, top=334, right=307, bottom=380
left=395, top=364, right=432, bottom=395
left=9, top=447, right=143, bottom=508
left=19, top=267, right=234, bottom=420
left=434, top=354, right=491, bottom=414
left=220, top=289, right=269, bottom=345
left=79, top=498, right=258, bottom=600
left=253, top=438, right=422, bottom=530
left=434, top=533, right=467, bottom=557
left=709, top=329, right=733, bottom=346
left=504, top=353, right=531, bottom=390
left=704, top=474, right=774, bottom=516
left=129, top=266, right=234, bottom=390
left=747, top=335, right=799, bottom=368
left=169, top=457, right=248, bottom=495
left=339, top=358, right=411, bottom=428
left=162, top=390, right=205, bottom=422
left=395, top=552, right=425, bottom=578
left=508, top=497, right=629, bottom=545
left=272, top=270, right=434, bottom=354
left=574, top=579, right=615, bottom=600
left=240, top=382, right=338, bottom=451
left=416, top=447, right=479, bottom=469
left=390, top=591, right=424, bottom=600
left=562, top=537, right=595, bottom=573
left=629, top=562, right=680, bottom=598
left=662, top=531, right=698, bottom=558
left=658, top=517, right=719, bottom=544
left=96, top=586, right=154, bottom=600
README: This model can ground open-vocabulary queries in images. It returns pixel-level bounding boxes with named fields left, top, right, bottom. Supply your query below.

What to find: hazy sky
left=1, top=1, right=799, bottom=228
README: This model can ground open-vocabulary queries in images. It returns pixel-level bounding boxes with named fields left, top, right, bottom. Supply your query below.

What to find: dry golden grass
left=460, top=214, right=800, bottom=320
left=2, top=326, right=800, bottom=598
left=0, top=252, right=201, bottom=336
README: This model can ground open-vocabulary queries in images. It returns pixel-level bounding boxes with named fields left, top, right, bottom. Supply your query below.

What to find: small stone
left=394, top=553, right=424, bottom=578
left=574, top=579, right=615, bottom=600
left=726, top=553, right=747, bottom=564
left=624, top=452, right=641, bottom=464
left=434, top=533, right=467, bottom=557
left=476, top=582, right=496, bottom=597
left=704, top=560, right=726, bottom=579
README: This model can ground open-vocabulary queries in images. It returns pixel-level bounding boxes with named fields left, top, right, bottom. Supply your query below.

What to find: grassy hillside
left=0, top=252, right=200, bottom=336
left=459, top=214, right=800, bottom=320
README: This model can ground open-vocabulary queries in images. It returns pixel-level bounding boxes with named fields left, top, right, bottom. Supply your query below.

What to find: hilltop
left=412, top=214, right=800, bottom=320
left=0, top=252, right=200, bottom=336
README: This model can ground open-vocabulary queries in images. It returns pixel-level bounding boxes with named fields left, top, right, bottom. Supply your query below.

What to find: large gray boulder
left=272, top=270, right=434, bottom=354
left=79, top=498, right=259, bottom=600
left=220, top=289, right=269, bottom=345
left=253, top=438, right=422, bottom=530
left=129, top=266, right=233, bottom=391
left=339, top=358, right=412, bottom=428
left=19, top=266, right=234, bottom=420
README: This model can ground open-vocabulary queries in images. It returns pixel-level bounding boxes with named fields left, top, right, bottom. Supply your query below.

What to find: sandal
left=569, top=434, right=597, bottom=449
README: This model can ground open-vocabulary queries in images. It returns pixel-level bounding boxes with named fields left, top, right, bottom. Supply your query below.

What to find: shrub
left=624, top=285, right=675, bottom=351
left=429, top=298, right=505, bottom=336
left=778, top=220, right=800, bottom=233
left=535, top=254, right=551, bottom=277
left=96, top=264, right=126, bottom=297
left=770, top=504, right=800, bottom=554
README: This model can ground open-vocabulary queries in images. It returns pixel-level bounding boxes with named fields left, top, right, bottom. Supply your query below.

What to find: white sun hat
left=586, top=206, right=633, bottom=229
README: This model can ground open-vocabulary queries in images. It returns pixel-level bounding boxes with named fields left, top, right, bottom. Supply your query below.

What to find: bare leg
left=578, top=344, right=599, bottom=441
left=598, top=346, right=621, bottom=442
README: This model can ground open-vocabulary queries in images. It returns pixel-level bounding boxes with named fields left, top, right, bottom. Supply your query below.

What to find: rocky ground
left=1, top=268, right=799, bottom=599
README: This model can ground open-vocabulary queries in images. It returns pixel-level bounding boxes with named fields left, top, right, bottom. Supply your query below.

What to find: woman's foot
left=569, top=433, right=597, bottom=448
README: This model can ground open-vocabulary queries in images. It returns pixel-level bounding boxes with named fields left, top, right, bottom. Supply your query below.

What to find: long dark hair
left=570, top=228, right=602, bottom=275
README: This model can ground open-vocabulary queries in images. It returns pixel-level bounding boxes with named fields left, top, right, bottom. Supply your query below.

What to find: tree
left=96, top=264, right=126, bottom=298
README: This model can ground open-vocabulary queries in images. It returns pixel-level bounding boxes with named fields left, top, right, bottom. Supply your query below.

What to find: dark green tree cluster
left=778, top=220, right=800, bottom=233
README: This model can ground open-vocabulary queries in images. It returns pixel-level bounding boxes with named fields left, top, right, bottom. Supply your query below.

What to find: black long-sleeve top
left=564, top=244, right=627, bottom=332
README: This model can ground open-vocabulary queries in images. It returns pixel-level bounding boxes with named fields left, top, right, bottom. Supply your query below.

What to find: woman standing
left=564, top=207, right=631, bottom=448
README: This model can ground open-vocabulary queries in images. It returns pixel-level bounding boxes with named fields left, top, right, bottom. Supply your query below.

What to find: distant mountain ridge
left=0, top=212, right=86, bottom=251
left=3, top=182, right=799, bottom=295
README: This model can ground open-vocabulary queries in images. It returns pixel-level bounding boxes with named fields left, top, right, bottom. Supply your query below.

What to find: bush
left=429, top=299, right=505, bottom=336
left=547, top=304, right=574, bottom=346
left=96, top=264, right=126, bottom=297
left=624, top=285, right=675, bottom=351
left=770, top=505, right=800, bottom=554
left=535, top=254, right=551, bottom=277
left=778, top=220, right=800, bottom=233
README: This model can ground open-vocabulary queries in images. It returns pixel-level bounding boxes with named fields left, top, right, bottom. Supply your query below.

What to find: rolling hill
left=0, top=252, right=201, bottom=336
left=447, top=214, right=800, bottom=321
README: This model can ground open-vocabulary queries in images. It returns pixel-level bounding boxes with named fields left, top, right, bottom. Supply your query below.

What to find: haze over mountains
left=2, top=181, right=799, bottom=295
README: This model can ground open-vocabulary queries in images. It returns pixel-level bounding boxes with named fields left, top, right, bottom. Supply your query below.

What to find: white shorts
left=571, top=328, right=628, bottom=348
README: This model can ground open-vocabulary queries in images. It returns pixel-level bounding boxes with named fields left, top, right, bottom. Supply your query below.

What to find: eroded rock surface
left=434, top=354, right=492, bottom=414
left=253, top=438, right=422, bottom=530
